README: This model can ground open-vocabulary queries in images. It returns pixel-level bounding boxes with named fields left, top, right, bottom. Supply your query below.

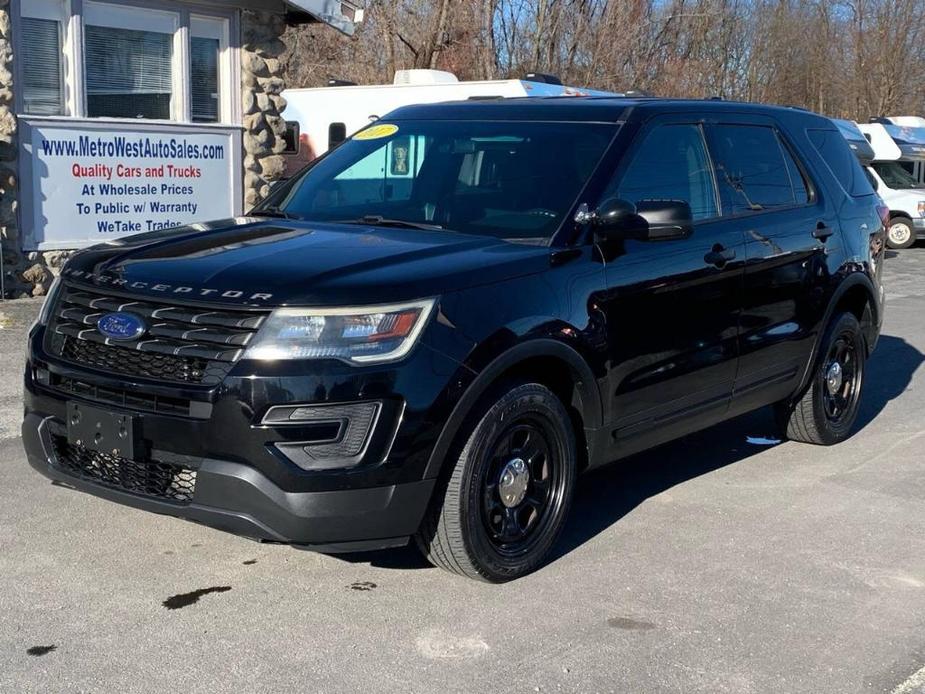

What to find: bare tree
left=283, top=0, right=925, bottom=121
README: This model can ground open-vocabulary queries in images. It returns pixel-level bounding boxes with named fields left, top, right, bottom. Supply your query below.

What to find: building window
left=16, top=1, right=234, bottom=124
left=85, top=26, right=174, bottom=120
left=20, top=0, right=66, bottom=116
left=190, top=37, right=219, bottom=122
left=83, top=3, right=178, bottom=120
left=190, top=16, right=228, bottom=123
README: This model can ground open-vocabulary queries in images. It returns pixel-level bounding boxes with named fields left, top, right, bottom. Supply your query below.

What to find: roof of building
left=282, top=0, right=361, bottom=35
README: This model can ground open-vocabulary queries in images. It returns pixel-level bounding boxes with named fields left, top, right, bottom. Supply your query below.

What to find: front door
left=596, top=119, right=745, bottom=456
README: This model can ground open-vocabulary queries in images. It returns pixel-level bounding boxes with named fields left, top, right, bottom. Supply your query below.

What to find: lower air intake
left=51, top=436, right=197, bottom=503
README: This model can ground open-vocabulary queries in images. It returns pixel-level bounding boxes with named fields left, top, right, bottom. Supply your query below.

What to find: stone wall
left=0, top=0, right=56, bottom=299
left=0, top=0, right=21, bottom=297
left=241, top=10, right=289, bottom=210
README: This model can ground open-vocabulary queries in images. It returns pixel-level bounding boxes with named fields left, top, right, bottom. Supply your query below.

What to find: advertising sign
left=19, top=118, right=243, bottom=250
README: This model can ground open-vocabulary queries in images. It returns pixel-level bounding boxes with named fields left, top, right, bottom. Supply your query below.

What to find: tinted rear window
left=707, top=124, right=807, bottom=215
left=808, top=128, right=875, bottom=197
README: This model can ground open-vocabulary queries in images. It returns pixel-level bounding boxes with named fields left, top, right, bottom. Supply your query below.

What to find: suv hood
left=60, top=217, right=551, bottom=307
left=876, top=186, right=925, bottom=209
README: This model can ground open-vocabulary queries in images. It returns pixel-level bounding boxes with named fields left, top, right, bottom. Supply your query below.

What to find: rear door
left=598, top=117, right=746, bottom=454
left=703, top=118, right=832, bottom=414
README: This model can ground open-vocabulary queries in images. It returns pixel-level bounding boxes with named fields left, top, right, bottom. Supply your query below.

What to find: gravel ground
left=1, top=246, right=924, bottom=693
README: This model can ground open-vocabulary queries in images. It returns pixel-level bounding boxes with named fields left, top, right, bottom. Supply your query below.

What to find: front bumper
left=23, top=411, right=435, bottom=551
left=913, top=217, right=925, bottom=233
left=21, top=314, right=475, bottom=550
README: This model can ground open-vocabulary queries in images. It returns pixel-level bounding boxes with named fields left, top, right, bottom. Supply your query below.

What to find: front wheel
left=416, top=383, right=576, bottom=582
left=776, top=312, right=866, bottom=445
left=886, top=217, right=916, bottom=249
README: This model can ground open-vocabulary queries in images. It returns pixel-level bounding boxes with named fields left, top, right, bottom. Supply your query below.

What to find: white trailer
left=280, top=69, right=616, bottom=176
left=858, top=120, right=925, bottom=248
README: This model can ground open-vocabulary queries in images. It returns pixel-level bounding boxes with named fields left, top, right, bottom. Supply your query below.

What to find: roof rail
left=327, top=78, right=357, bottom=87
left=625, top=89, right=654, bottom=98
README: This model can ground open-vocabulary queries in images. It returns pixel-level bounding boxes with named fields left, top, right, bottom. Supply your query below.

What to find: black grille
left=61, top=336, right=210, bottom=384
left=52, top=436, right=197, bottom=502
left=46, top=285, right=268, bottom=386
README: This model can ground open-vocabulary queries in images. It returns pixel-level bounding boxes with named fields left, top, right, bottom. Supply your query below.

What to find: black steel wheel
left=416, top=383, right=576, bottom=582
left=820, top=331, right=863, bottom=427
left=776, top=312, right=867, bottom=445
left=479, top=419, right=567, bottom=558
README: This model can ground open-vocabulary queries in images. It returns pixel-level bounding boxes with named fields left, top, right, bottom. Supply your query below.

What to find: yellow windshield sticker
left=354, top=124, right=399, bottom=141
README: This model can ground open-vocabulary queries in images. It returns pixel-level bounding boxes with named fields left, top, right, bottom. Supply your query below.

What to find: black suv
left=23, top=98, right=886, bottom=582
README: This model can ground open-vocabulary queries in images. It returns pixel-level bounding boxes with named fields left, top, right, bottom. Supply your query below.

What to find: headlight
left=918, top=200, right=925, bottom=217
left=33, top=275, right=63, bottom=328
left=244, top=298, right=436, bottom=364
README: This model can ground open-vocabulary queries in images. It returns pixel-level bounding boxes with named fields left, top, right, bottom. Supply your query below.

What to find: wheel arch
left=423, top=339, right=603, bottom=479
left=793, top=272, right=879, bottom=398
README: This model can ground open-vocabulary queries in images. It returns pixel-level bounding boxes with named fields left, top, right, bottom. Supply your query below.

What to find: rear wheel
left=886, top=217, right=916, bottom=249
left=416, top=383, right=576, bottom=582
left=776, top=312, right=866, bottom=445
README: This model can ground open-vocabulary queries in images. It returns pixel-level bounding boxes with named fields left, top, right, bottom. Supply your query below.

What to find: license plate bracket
left=66, top=402, right=141, bottom=460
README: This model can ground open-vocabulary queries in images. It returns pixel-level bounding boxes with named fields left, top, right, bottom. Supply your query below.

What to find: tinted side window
left=807, top=128, right=875, bottom=198
left=782, top=141, right=810, bottom=203
left=610, top=124, right=718, bottom=221
left=707, top=125, right=803, bottom=215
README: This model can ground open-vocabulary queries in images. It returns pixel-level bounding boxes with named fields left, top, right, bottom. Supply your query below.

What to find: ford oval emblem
left=97, top=312, right=147, bottom=342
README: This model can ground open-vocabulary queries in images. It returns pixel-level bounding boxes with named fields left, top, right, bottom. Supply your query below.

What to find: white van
left=280, top=69, right=615, bottom=176
left=858, top=121, right=925, bottom=248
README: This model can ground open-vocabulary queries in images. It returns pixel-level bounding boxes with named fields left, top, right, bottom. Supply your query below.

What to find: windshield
left=871, top=161, right=924, bottom=190
left=264, top=120, right=617, bottom=243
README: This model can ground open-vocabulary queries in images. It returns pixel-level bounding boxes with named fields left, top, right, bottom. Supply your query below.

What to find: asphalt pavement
left=1, top=248, right=924, bottom=693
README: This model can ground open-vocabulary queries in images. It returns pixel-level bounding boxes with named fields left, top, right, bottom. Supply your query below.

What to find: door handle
left=704, top=244, right=736, bottom=268
left=812, top=223, right=835, bottom=241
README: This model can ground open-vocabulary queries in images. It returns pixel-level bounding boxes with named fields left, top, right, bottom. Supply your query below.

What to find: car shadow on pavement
left=855, top=334, right=924, bottom=429
left=553, top=333, right=923, bottom=561
left=335, top=334, right=923, bottom=573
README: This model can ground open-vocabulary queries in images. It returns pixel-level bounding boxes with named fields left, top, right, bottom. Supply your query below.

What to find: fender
left=792, top=271, right=879, bottom=398
left=423, top=339, right=604, bottom=479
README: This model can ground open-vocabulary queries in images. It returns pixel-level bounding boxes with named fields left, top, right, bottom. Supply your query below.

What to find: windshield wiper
left=251, top=208, right=302, bottom=220
left=336, top=215, right=444, bottom=231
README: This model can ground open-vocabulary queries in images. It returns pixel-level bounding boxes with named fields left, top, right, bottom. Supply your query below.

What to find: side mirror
left=577, top=198, right=692, bottom=242
left=635, top=199, right=693, bottom=240
left=576, top=198, right=646, bottom=241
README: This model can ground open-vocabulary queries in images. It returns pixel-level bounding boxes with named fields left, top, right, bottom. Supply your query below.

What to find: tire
left=416, top=383, right=577, bottom=582
left=775, top=312, right=866, bottom=445
left=886, top=217, right=916, bottom=249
